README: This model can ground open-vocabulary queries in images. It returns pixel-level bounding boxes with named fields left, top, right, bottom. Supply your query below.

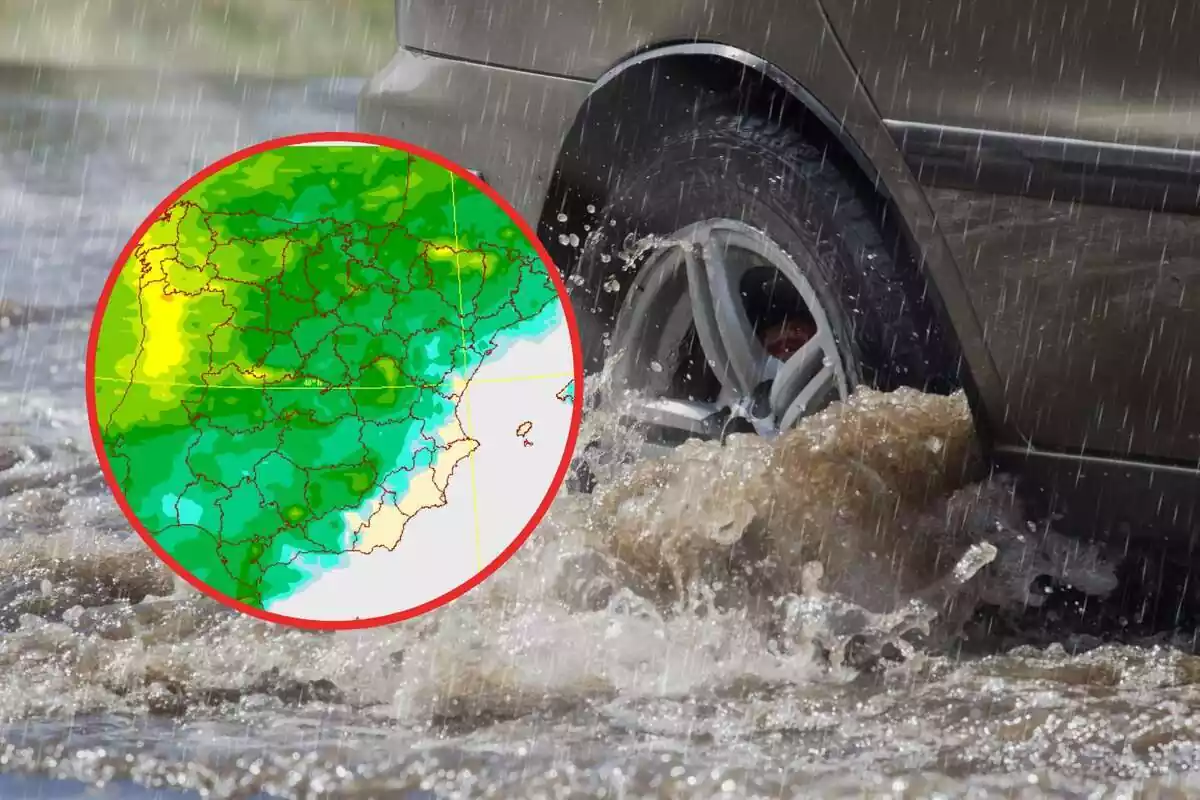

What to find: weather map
left=87, top=136, right=581, bottom=627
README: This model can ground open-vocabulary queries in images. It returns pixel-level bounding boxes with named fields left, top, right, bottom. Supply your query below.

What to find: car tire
left=566, top=112, right=954, bottom=446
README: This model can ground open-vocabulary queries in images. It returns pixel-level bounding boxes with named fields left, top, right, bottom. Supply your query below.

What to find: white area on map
left=267, top=312, right=576, bottom=620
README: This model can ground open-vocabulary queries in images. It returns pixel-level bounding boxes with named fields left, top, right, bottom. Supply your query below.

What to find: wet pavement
left=1, top=64, right=1200, bottom=799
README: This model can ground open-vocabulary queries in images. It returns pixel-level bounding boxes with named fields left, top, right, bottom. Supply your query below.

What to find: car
left=358, top=0, right=1200, bottom=549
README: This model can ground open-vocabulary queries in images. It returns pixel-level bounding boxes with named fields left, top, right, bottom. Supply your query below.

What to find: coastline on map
left=470, top=296, right=568, bottom=368
left=332, top=302, right=565, bottom=557
left=345, top=414, right=479, bottom=556
left=264, top=544, right=347, bottom=612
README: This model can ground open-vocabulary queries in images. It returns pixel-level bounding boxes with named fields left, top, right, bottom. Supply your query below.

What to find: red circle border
left=84, top=131, right=586, bottom=631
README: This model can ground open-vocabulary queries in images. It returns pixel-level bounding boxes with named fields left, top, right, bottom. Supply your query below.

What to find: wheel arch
left=537, top=43, right=966, bottom=396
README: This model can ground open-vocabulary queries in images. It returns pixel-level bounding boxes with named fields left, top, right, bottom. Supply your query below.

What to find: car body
left=358, top=0, right=1200, bottom=547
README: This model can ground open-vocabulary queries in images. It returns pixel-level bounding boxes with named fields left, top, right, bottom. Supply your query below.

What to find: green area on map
left=92, top=143, right=562, bottom=612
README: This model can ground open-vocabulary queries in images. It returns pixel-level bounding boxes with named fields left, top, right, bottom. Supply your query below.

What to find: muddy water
left=2, top=65, right=1200, bottom=798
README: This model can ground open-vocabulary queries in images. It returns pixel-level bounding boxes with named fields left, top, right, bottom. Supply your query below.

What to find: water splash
left=0, top=381, right=1124, bottom=737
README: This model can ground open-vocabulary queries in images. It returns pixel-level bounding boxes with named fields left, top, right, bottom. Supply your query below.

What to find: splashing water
left=0, top=372, right=1134, bottom=797
left=563, top=385, right=1117, bottom=666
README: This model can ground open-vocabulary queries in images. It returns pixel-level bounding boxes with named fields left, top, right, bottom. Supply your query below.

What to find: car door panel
left=824, top=0, right=1200, bottom=463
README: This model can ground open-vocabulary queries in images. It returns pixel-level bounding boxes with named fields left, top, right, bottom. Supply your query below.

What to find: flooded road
left=2, top=65, right=1200, bottom=798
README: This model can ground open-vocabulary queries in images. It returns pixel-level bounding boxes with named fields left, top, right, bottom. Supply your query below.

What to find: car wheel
left=569, top=113, right=950, bottom=449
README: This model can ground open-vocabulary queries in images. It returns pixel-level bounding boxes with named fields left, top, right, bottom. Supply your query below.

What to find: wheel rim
left=604, top=219, right=851, bottom=443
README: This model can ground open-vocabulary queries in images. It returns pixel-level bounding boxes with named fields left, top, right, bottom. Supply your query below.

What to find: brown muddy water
left=1, top=65, right=1200, bottom=799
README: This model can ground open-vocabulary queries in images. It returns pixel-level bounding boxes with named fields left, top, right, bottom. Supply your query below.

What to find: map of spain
left=88, top=137, right=581, bottom=627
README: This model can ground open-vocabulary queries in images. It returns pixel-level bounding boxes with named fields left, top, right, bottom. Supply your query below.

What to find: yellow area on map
left=427, top=243, right=486, bottom=272
left=135, top=284, right=191, bottom=393
left=348, top=415, right=480, bottom=554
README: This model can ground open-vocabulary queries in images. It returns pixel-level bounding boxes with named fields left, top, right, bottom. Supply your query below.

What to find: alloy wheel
left=604, top=218, right=851, bottom=443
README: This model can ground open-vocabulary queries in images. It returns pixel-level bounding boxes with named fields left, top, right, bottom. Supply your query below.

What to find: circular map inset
left=87, top=134, right=583, bottom=629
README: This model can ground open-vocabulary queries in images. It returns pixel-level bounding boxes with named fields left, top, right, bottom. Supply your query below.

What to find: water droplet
left=557, top=234, right=570, bottom=246
left=568, top=233, right=580, bottom=248
left=650, top=361, right=663, bottom=373
left=600, top=254, right=611, bottom=263
left=556, top=212, right=568, bottom=223
left=586, top=203, right=596, bottom=214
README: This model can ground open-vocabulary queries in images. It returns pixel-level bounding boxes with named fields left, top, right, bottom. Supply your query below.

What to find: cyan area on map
left=91, top=143, right=577, bottom=619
